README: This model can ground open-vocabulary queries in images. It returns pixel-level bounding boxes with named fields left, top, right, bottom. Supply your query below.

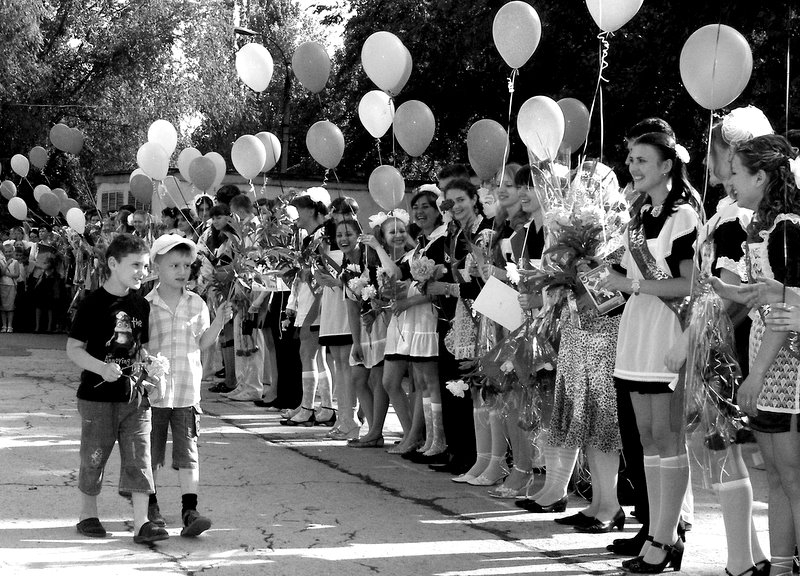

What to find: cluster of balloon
left=49, top=123, right=84, bottom=155
left=306, top=121, right=345, bottom=170
left=292, top=41, right=331, bottom=93
left=557, top=98, right=591, bottom=154
left=517, top=96, right=565, bottom=162
left=492, top=1, right=542, bottom=70
left=585, top=0, right=644, bottom=33
left=177, top=148, right=224, bottom=192
left=358, top=90, right=395, bottom=139
left=467, top=120, right=508, bottom=183
left=368, top=165, right=405, bottom=211
left=29, top=146, right=49, bottom=171
left=394, top=100, right=435, bottom=157
left=33, top=184, right=61, bottom=217
left=236, top=42, right=274, bottom=92
left=680, top=24, right=753, bottom=110
left=361, top=31, right=412, bottom=97
left=137, top=119, right=178, bottom=182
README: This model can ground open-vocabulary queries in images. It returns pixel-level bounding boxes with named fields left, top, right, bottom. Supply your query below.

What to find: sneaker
left=180, top=509, right=212, bottom=538
left=134, top=521, right=169, bottom=544
left=76, top=517, right=107, bottom=538
left=148, top=502, right=166, bottom=527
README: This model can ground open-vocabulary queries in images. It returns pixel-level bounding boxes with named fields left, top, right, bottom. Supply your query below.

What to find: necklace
left=651, top=204, right=664, bottom=217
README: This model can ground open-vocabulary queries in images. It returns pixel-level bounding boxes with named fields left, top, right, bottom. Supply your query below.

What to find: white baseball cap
left=150, top=234, right=197, bottom=261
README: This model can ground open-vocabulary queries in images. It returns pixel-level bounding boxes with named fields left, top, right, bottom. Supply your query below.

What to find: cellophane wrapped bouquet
left=683, top=241, right=747, bottom=482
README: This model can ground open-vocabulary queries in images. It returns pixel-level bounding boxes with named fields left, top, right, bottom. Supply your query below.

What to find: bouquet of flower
left=133, top=352, right=171, bottom=403
left=410, top=255, right=440, bottom=294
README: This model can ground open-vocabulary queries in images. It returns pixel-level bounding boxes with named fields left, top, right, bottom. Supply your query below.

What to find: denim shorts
left=749, top=409, right=800, bottom=434
left=77, top=398, right=155, bottom=496
left=150, top=406, right=200, bottom=470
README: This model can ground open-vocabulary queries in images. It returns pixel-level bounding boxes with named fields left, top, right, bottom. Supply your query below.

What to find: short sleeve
left=713, top=219, right=747, bottom=278
left=768, top=220, right=800, bottom=287
left=665, top=230, right=697, bottom=278
left=69, top=292, right=95, bottom=343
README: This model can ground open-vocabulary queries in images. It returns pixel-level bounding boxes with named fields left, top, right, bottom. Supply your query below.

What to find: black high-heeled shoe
left=554, top=511, right=594, bottom=527
left=621, top=536, right=654, bottom=569
left=314, top=406, right=337, bottom=427
left=626, top=539, right=683, bottom=574
left=752, top=559, right=770, bottom=576
left=726, top=563, right=769, bottom=576
left=575, top=508, right=625, bottom=533
left=518, top=496, right=568, bottom=513
left=280, top=407, right=315, bottom=426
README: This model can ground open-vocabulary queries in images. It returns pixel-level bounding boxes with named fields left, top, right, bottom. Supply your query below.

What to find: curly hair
left=736, top=134, right=800, bottom=240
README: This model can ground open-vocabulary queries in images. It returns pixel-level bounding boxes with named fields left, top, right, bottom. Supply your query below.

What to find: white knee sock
left=542, top=447, right=579, bottom=502
left=648, top=454, right=689, bottom=560
left=715, top=478, right=755, bottom=574
left=300, top=371, right=318, bottom=409
left=641, top=455, right=662, bottom=557
left=424, top=402, right=447, bottom=455
left=419, top=398, right=433, bottom=452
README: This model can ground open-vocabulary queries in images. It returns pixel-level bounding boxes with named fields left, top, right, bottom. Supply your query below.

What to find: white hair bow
left=368, top=209, right=410, bottom=229
left=302, top=186, right=331, bottom=207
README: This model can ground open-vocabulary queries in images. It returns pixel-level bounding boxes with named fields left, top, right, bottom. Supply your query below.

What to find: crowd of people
left=10, top=104, right=800, bottom=573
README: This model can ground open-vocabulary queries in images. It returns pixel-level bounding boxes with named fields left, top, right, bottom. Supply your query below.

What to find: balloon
left=33, top=184, right=52, bottom=202
left=52, top=187, right=67, bottom=202
left=492, top=1, right=542, bottom=69
left=177, top=147, right=201, bottom=181
left=388, top=45, right=412, bottom=97
left=232, top=135, right=267, bottom=180
left=49, top=123, right=71, bottom=152
left=148, top=119, right=178, bottom=156
left=467, top=119, right=509, bottom=182
left=137, top=141, right=169, bottom=180
left=358, top=91, right=395, bottom=139
left=361, top=31, right=408, bottom=93
left=306, top=121, right=345, bottom=169
left=585, top=0, right=643, bottom=33
left=66, top=207, right=86, bottom=234
left=61, top=198, right=79, bottom=215
left=11, top=154, right=29, bottom=178
left=65, top=127, right=84, bottom=154
left=235, top=43, right=274, bottom=92
left=189, top=157, right=217, bottom=191
left=517, top=95, right=565, bottom=161
left=557, top=98, right=591, bottom=152
left=369, top=165, right=405, bottom=211
left=292, top=41, right=331, bottom=93
left=206, top=152, right=226, bottom=188
left=254, top=132, right=281, bottom=172
left=29, top=146, right=49, bottom=170
left=8, top=197, right=27, bottom=220
left=39, top=191, right=61, bottom=217
left=130, top=173, right=154, bottom=203
left=393, top=100, right=435, bottom=157
left=0, top=180, right=16, bottom=199
left=680, top=24, right=753, bottom=110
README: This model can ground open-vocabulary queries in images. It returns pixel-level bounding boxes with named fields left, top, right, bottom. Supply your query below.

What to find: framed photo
left=578, top=264, right=626, bottom=315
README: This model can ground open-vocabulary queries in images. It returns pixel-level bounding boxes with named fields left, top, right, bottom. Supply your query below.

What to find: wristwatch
left=631, top=279, right=641, bottom=295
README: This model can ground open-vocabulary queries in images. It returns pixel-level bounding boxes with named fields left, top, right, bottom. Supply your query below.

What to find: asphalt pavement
left=0, top=332, right=771, bottom=575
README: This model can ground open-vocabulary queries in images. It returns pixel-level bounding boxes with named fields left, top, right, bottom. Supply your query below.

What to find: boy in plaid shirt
left=145, top=235, right=232, bottom=537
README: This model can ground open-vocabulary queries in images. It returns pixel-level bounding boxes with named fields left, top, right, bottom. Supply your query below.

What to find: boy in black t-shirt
left=66, top=234, right=169, bottom=544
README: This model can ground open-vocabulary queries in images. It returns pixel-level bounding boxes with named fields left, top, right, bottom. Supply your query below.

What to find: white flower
left=500, top=360, right=514, bottom=374
left=347, top=277, right=369, bottom=298
left=790, top=157, right=800, bottom=189
left=446, top=379, right=469, bottom=398
left=674, top=144, right=690, bottom=164
left=361, top=285, right=377, bottom=301
left=505, top=262, right=521, bottom=285
left=145, top=353, right=170, bottom=379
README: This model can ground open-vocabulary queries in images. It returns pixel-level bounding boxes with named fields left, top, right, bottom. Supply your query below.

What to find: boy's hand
left=100, top=362, right=122, bottom=382
left=215, top=302, right=234, bottom=325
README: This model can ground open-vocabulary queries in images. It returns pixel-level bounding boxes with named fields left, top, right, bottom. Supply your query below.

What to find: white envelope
left=472, top=276, right=525, bottom=331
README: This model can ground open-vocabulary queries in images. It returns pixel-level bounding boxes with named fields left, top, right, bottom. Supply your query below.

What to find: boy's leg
left=77, top=400, right=117, bottom=531
left=148, top=407, right=171, bottom=527
left=172, top=406, right=210, bottom=537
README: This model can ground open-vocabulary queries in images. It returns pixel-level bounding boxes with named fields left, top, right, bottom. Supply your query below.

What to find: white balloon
left=361, top=32, right=408, bottom=93
left=232, top=135, right=267, bottom=180
left=147, top=119, right=178, bottom=156
left=235, top=43, right=274, bottom=92
left=205, top=152, right=227, bottom=188
left=137, top=141, right=169, bottom=180
left=254, top=132, right=282, bottom=173
left=177, top=147, right=202, bottom=181
left=10, top=154, right=29, bottom=178
left=66, top=207, right=86, bottom=234
left=517, top=96, right=565, bottom=161
left=358, top=90, right=396, bottom=138
left=8, top=197, right=27, bottom=220
left=33, top=184, right=52, bottom=202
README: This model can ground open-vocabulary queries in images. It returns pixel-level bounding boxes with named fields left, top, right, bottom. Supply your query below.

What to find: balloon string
left=689, top=109, right=716, bottom=305
left=376, top=138, right=383, bottom=165
left=497, top=68, right=519, bottom=196
left=581, top=32, right=610, bottom=164
left=390, top=98, right=397, bottom=168
left=784, top=26, right=792, bottom=303
left=322, top=168, right=329, bottom=188
left=162, top=178, right=201, bottom=239
left=261, top=174, right=268, bottom=199
left=786, top=33, right=791, bottom=137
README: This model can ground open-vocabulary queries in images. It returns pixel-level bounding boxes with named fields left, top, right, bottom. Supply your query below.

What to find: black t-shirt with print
left=70, top=287, right=150, bottom=402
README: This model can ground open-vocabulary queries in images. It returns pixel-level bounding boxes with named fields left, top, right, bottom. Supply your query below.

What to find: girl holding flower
left=345, top=212, right=407, bottom=447
left=383, top=187, right=448, bottom=456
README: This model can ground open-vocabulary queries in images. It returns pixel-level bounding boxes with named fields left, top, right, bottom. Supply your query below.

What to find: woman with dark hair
left=596, top=131, right=703, bottom=573
left=281, top=191, right=335, bottom=426
left=710, top=134, right=800, bottom=576
left=383, top=186, right=448, bottom=456
left=161, top=207, right=179, bottom=235
left=177, top=208, right=198, bottom=242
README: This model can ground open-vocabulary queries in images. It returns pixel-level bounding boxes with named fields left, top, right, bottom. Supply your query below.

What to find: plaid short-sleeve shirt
left=145, top=287, right=210, bottom=408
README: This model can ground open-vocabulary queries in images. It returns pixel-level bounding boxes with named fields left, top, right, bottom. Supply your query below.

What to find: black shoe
left=624, top=538, right=683, bottom=573
left=677, top=518, right=690, bottom=541
left=554, top=511, right=594, bottom=527
left=428, top=455, right=455, bottom=472
left=280, top=408, right=315, bottom=427
left=148, top=502, right=166, bottom=527
left=575, top=508, right=625, bottom=533
left=607, top=533, right=649, bottom=556
left=215, top=368, right=225, bottom=378
left=180, top=509, right=212, bottom=538
left=253, top=399, right=281, bottom=408
left=403, top=450, right=449, bottom=465
left=518, top=496, right=568, bottom=513
left=208, top=382, right=235, bottom=393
